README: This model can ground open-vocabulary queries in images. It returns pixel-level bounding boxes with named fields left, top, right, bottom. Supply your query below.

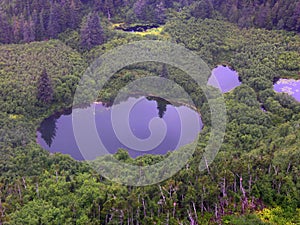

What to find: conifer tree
left=47, top=3, right=60, bottom=38
left=37, top=68, right=53, bottom=104
left=80, top=12, right=104, bottom=50
left=12, top=15, right=24, bottom=43
left=160, top=64, right=169, bottom=78
left=133, top=0, right=147, bottom=20
left=23, top=18, right=35, bottom=43
left=155, top=1, right=166, bottom=23
left=0, top=11, right=12, bottom=44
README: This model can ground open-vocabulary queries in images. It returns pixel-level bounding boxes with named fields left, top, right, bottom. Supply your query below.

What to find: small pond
left=208, top=65, right=241, bottom=93
left=274, top=78, right=300, bottom=102
left=37, top=65, right=240, bottom=160
left=115, top=24, right=160, bottom=32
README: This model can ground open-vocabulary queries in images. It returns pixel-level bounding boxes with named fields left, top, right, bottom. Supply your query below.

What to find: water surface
left=274, top=79, right=300, bottom=102
left=37, top=65, right=240, bottom=160
left=37, top=97, right=202, bottom=160
left=208, top=65, right=241, bottom=93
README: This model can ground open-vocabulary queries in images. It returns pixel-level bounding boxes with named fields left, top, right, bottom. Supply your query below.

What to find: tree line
left=1, top=0, right=299, bottom=46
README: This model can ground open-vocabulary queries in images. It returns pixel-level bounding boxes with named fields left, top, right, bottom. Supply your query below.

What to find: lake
left=37, top=65, right=240, bottom=160
left=37, top=97, right=202, bottom=160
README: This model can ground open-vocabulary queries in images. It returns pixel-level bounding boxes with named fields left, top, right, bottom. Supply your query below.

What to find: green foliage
left=257, top=207, right=300, bottom=225
left=222, top=214, right=267, bottom=225
left=0, top=40, right=86, bottom=116
left=0, top=7, right=300, bottom=225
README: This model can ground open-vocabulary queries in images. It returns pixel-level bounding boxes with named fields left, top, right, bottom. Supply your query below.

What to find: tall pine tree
left=23, top=18, right=35, bottom=43
left=47, top=3, right=61, bottom=38
left=37, top=68, right=53, bottom=104
left=0, top=11, right=12, bottom=44
left=80, top=12, right=104, bottom=50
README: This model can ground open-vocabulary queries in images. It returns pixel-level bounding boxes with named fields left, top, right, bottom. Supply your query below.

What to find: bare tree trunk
left=240, top=176, right=248, bottom=214
left=36, top=182, right=39, bottom=198
left=22, top=177, right=27, bottom=189
left=273, top=165, right=279, bottom=175
left=214, top=204, right=218, bottom=221
left=204, top=156, right=211, bottom=176
left=240, top=176, right=246, bottom=198
left=268, top=164, right=272, bottom=174
left=166, top=212, right=169, bottom=225
left=248, top=175, right=252, bottom=194
left=187, top=209, right=196, bottom=225
left=55, top=170, right=58, bottom=182
left=137, top=194, right=140, bottom=225
left=286, top=161, right=291, bottom=173
left=192, top=201, right=198, bottom=222
left=277, top=182, right=282, bottom=194
left=159, top=185, right=166, bottom=205
left=222, top=177, right=227, bottom=197
left=17, top=184, right=22, bottom=200
left=173, top=202, right=176, bottom=217
left=107, top=10, right=111, bottom=21
left=234, top=176, right=237, bottom=193
left=200, top=194, right=204, bottom=214
left=142, top=197, right=146, bottom=217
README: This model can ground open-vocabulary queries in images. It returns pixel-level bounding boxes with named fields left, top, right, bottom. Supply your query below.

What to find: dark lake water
left=274, top=79, right=300, bottom=102
left=37, top=65, right=240, bottom=160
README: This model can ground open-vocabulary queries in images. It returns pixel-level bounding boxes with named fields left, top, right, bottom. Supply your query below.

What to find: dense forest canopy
left=0, top=0, right=299, bottom=44
left=0, top=0, right=300, bottom=224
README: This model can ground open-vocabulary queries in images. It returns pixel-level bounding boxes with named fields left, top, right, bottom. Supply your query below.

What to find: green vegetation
left=0, top=1, right=300, bottom=224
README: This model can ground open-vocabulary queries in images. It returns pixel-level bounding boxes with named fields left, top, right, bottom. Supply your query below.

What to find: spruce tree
left=37, top=68, right=53, bottom=104
left=154, top=1, right=166, bottom=23
left=0, top=11, right=12, bottom=43
left=47, top=3, right=60, bottom=38
left=160, top=64, right=169, bottom=78
left=23, top=18, right=35, bottom=43
left=133, top=0, right=147, bottom=21
left=80, top=12, right=104, bottom=50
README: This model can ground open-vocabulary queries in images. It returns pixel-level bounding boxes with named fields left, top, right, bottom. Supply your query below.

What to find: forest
left=0, top=0, right=300, bottom=224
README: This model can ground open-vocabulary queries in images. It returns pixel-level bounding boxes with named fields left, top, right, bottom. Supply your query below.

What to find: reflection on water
left=147, top=96, right=169, bottom=118
left=38, top=117, right=57, bottom=147
left=37, top=65, right=240, bottom=161
left=274, top=79, right=300, bottom=102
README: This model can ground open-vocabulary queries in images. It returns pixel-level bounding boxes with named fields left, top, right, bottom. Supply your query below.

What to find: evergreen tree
left=133, top=0, right=147, bottom=20
left=38, top=10, right=46, bottom=40
left=23, top=18, right=35, bottom=43
left=12, top=15, right=24, bottom=43
left=154, top=1, right=166, bottom=23
left=68, top=0, right=81, bottom=29
left=47, top=3, right=61, bottom=38
left=0, top=11, right=12, bottom=44
left=37, top=68, right=53, bottom=104
left=80, top=12, right=104, bottom=50
left=190, top=0, right=214, bottom=19
left=160, top=64, right=169, bottom=78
